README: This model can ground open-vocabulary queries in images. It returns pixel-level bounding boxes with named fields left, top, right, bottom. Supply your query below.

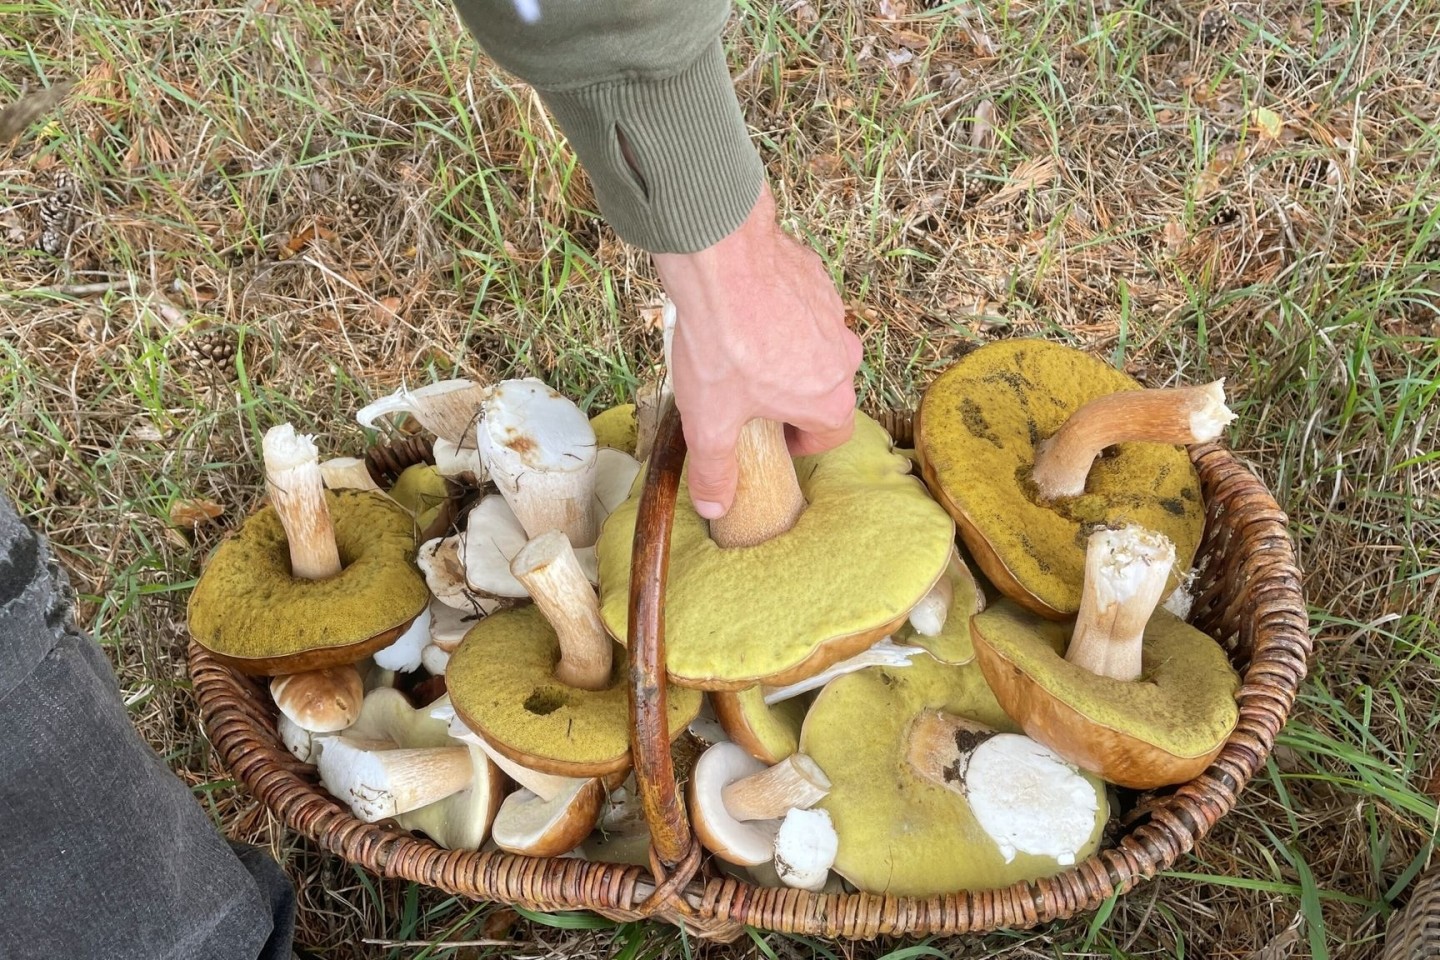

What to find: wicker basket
left=1382, top=864, right=1440, bottom=960
left=188, top=402, right=1312, bottom=942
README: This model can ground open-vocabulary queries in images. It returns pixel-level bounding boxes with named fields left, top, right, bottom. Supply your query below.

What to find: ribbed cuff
left=534, top=40, right=766, bottom=254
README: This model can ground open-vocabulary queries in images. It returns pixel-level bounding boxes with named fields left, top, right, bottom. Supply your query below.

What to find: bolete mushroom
left=596, top=411, right=956, bottom=689
left=689, top=741, right=831, bottom=867
left=893, top=547, right=986, bottom=666
left=316, top=687, right=505, bottom=849
left=916, top=338, right=1234, bottom=618
left=798, top=649, right=1108, bottom=896
left=457, top=446, right=639, bottom=600
left=589, top=403, right=638, bottom=455
left=772, top=807, right=839, bottom=892
left=270, top=665, right=364, bottom=735
left=490, top=777, right=607, bottom=858
left=445, top=530, right=702, bottom=778
left=970, top=524, right=1241, bottom=789
left=187, top=424, right=431, bottom=675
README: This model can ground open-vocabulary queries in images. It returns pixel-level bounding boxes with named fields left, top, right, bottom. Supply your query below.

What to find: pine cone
left=1199, top=6, right=1231, bottom=45
left=185, top=328, right=239, bottom=373
left=39, top=171, right=77, bottom=257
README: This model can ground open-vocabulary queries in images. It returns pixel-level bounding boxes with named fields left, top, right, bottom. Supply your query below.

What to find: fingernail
left=694, top=500, right=725, bottom=520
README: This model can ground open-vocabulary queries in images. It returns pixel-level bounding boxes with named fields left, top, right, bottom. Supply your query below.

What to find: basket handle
left=627, top=395, right=695, bottom=868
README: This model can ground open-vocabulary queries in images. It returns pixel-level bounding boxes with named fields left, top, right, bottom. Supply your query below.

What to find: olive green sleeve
left=450, top=0, right=766, bottom=254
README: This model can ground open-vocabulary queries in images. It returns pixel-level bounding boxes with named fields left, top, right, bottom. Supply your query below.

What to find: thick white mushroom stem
left=1065, top=525, right=1177, bottom=681
left=721, top=753, right=831, bottom=822
left=476, top=379, right=601, bottom=546
left=356, top=379, right=489, bottom=447
left=320, top=457, right=380, bottom=491
left=511, top=530, right=613, bottom=692
left=263, top=424, right=342, bottom=580
left=320, top=738, right=474, bottom=823
left=762, top=638, right=925, bottom=704
left=709, top=419, right=807, bottom=548
left=1031, top=380, right=1237, bottom=500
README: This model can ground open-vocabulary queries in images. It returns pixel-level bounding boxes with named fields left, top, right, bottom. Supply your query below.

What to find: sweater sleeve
left=450, top=0, right=765, bottom=253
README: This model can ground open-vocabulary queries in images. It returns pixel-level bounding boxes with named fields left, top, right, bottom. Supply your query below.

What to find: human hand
left=651, top=183, right=863, bottom=520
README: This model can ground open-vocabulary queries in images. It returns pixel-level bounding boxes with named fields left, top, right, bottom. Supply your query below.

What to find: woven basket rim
left=187, top=404, right=1312, bottom=942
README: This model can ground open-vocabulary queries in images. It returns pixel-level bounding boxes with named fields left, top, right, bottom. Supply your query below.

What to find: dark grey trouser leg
left=0, top=496, right=295, bottom=960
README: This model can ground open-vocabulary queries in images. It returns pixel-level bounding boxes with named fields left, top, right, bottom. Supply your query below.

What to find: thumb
left=683, top=422, right=741, bottom=521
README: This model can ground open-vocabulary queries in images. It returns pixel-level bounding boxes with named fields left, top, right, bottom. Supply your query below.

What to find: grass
left=2, top=0, right=1438, bottom=957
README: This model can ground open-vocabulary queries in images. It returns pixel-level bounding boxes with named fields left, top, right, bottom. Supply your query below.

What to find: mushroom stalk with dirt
left=475, top=378, right=604, bottom=547
left=970, top=524, right=1242, bottom=789
left=264, top=424, right=342, bottom=580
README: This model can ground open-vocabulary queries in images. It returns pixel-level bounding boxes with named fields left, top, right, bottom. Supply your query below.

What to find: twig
left=4, top=278, right=135, bottom=298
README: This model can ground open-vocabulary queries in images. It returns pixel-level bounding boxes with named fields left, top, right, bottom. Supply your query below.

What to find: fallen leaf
left=1244, top=914, right=1303, bottom=960
left=879, top=0, right=910, bottom=17
left=809, top=153, right=849, bottom=178
left=887, top=48, right=916, bottom=68
left=281, top=222, right=337, bottom=257
left=1425, top=761, right=1440, bottom=803
left=892, top=29, right=930, bottom=50
left=985, top=156, right=1059, bottom=205
left=373, top=296, right=402, bottom=321
left=1162, top=221, right=1187, bottom=251
left=168, top=499, right=222, bottom=531
left=638, top=303, right=667, bottom=330
left=970, top=99, right=996, bottom=149
left=483, top=907, right=520, bottom=941
left=1250, top=107, right=1284, bottom=141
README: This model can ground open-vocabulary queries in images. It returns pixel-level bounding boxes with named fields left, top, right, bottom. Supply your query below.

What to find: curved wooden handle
left=627, top=396, right=694, bottom=867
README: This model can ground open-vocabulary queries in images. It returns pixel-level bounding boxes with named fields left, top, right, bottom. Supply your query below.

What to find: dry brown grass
left=3, top=0, right=1438, bottom=956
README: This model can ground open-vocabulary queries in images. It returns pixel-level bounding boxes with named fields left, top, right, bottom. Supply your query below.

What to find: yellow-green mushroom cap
left=589, top=403, right=638, bottom=455
left=916, top=339, right=1204, bottom=619
left=596, top=412, right=956, bottom=690
left=798, top=651, right=1108, bottom=896
left=709, top=686, right=808, bottom=764
left=446, top=604, right=703, bottom=778
left=971, top=599, right=1241, bottom=789
left=894, top=549, right=985, bottom=665
left=187, top=489, right=431, bottom=675
left=387, top=463, right=456, bottom=541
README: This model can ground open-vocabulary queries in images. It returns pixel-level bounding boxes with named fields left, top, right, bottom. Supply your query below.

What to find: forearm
left=450, top=0, right=765, bottom=253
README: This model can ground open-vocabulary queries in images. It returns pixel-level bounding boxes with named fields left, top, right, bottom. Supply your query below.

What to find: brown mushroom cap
left=970, top=599, right=1241, bottom=788
left=187, top=489, right=430, bottom=674
left=916, top=338, right=1207, bottom=619
left=710, top=686, right=808, bottom=765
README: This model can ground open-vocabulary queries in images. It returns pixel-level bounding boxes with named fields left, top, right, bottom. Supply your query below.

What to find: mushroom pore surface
left=798, top=649, right=1106, bottom=896
left=188, top=489, right=430, bottom=671
left=971, top=599, right=1240, bottom=778
left=446, top=604, right=702, bottom=776
left=917, top=339, right=1204, bottom=618
left=596, top=412, right=955, bottom=688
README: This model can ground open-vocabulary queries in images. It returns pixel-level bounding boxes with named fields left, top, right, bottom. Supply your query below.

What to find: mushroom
left=490, top=777, right=607, bottom=858
left=892, top=546, right=986, bottom=666
left=596, top=412, right=956, bottom=690
left=904, top=710, right=1103, bottom=866
left=579, top=779, right=654, bottom=866
left=969, top=524, right=1241, bottom=789
left=385, top=462, right=458, bottom=543
left=915, top=338, right=1233, bottom=619
left=772, top=808, right=839, bottom=891
left=316, top=688, right=504, bottom=848
left=458, top=447, right=639, bottom=599
left=589, top=403, right=638, bottom=455
left=689, top=741, right=831, bottom=867
left=474, top=378, right=605, bottom=547
left=356, top=378, right=489, bottom=447
left=797, top=648, right=1108, bottom=895
left=270, top=665, right=364, bottom=736
left=317, top=737, right=474, bottom=822
left=187, top=424, right=431, bottom=674
left=710, top=637, right=927, bottom=763
left=370, top=603, right=432, bottom=673
left=320, top=457, right=380, bottom=491
left=445, top=530, right=702, bottom=778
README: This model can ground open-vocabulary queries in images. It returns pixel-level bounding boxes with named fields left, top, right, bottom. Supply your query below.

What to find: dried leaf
left=483, top=907, right=520, bottom=942
left=887, top=49, right=916, bottom=68
left=878, top=0, right=910, bottom=17
left=170, top=498, right=224, bottom=530
left=1425, top=761, right=1440, bottom=803
left=892, top=29, right=930, bottom=51
left=0, top=81, right=75, bottom=141
left=1250, top=107, right=1284, bottom=141
left=281, top=222, right=337, bottom=257
left=1162, top=221, right=1187, bottom=251
left=638, top=303, right=667, bottom=330
left=1245, top=915, right=1303, bottom=960
left=985, top=156, right=1058, bottom=205
left=970, top=99, right=996, bottom=150
left=373, top=296, right=402, bottom=321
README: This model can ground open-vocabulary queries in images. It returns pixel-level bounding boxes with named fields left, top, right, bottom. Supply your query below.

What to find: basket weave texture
left=188, top=404, right=1312, bottom=942
left=1382, top=864, right=1440, bottom=960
